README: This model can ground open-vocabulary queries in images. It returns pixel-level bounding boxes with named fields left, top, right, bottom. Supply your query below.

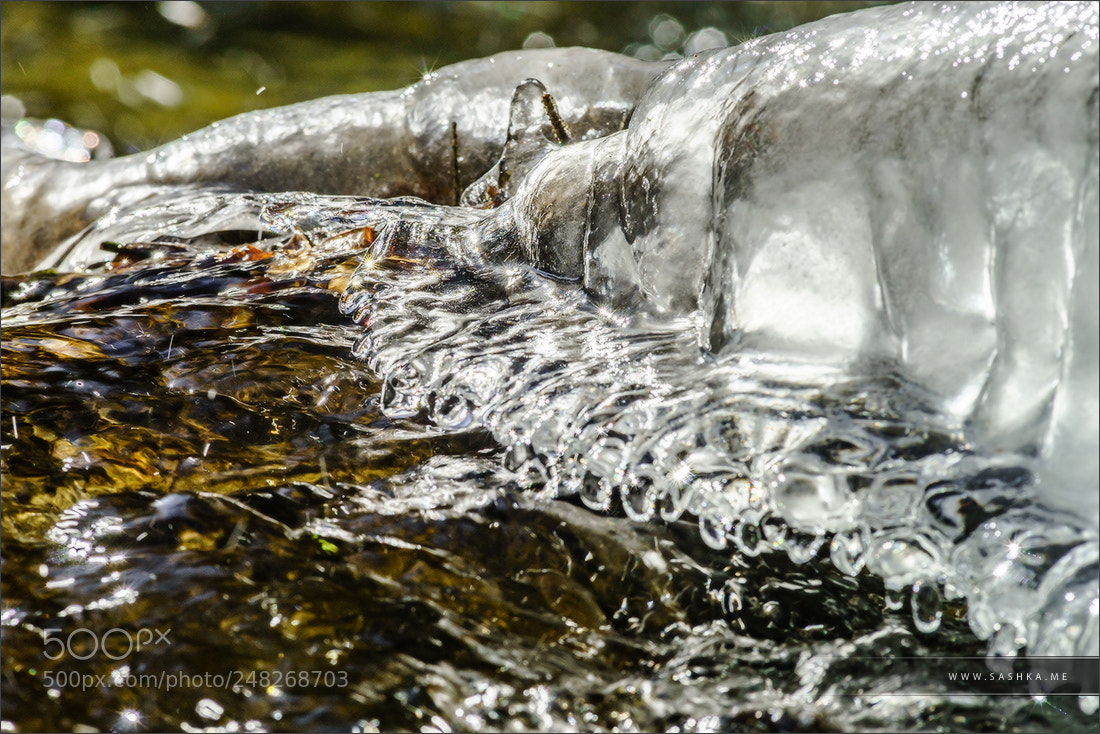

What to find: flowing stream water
left=2, top=2, right=1098, bottom=732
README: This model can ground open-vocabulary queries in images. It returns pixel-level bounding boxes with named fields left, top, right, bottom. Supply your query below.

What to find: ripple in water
left=2, top=2, right=1098, bottom=731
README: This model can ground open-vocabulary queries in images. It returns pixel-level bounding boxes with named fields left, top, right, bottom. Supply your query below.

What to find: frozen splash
left=321, top=191, right=1097, bottom=667
left=5, top=0, right=1099, bottom=684
left=317, top=0, right=1097, bottom=665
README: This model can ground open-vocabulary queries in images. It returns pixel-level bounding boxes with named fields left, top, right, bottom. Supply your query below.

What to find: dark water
left=2, top=3, right=1098, bottom=733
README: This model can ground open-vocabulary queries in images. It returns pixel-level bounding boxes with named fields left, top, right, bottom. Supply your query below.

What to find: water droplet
left=773, top=469, right=853, bottom=529
left=867, top=531, right=941, bottom=586
left=656, top=486, right=685, bottom=522
left=762, top=515, right=788, bottom=549
left=910, top=580, right=943, bottom=633
left=786, top=530, right=826, bottom=564
left=884, top=586, right=905, bottom=611
left=830, top=531, right=866, bottom=576
left=579, top=474, right=613, bottom=512
left=586, top=433, right=628, bottom=476
left=698, top=511, right=730, bottom=550
left=620, top=482, right=655, bottom=522
left=734, top=514, right=765, bottom=557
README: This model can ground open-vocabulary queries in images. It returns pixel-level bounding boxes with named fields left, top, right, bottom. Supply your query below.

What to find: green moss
left=1, top=1, right=893, bottom=152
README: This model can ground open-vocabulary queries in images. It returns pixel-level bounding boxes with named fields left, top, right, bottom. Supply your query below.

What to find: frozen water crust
left=345, top=0, right=1100, bottom=663
left=5, top=1, right=1098, bottom=667
left=491, top=1, right=1100, bottom=521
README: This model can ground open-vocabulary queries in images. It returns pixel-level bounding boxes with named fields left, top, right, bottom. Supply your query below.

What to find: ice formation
left=3, top=1, right=1097, bottom=666
left=1, top=48, right=663, bottom=273
left=469, top=1, right=1100, bottom=527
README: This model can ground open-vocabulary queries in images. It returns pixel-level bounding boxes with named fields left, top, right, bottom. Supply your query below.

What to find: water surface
left=2, top=3, right=1098, bottom=733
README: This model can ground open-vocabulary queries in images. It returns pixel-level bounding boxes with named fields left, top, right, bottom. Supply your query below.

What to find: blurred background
left=2, top=1, right=889, bottom=155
